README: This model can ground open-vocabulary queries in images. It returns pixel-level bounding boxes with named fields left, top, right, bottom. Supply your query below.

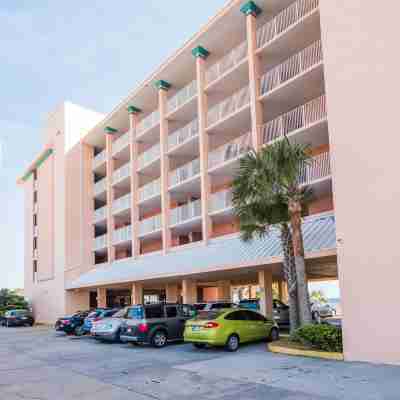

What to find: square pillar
left=131, top=282, right=143, bottom=305
left=166, top=283, right=179, bottom=303
left=105, top=133, right=115, bottom=263
left=258, top=269, right=273, bottom=318
left=182, top=279, right=197, bottom=304
left=216, top=280, right=231, bottom=301
left=97, top=287, right=107, bottom=308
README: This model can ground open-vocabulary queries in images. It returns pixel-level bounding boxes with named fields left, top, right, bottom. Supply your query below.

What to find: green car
left=184, top=308, right=279, bottom=352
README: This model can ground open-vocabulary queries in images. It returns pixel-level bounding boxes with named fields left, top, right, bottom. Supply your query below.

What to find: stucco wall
left=320, top=0, right=400, bottom=365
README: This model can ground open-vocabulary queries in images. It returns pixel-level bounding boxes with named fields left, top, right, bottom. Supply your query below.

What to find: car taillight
left=138, top=323, right=148, bottom=333
left=204, top=322, right=219, bottom=329
left=93, top=317, right=101, bottom=322
left=61, top=320, right=70, bottom=324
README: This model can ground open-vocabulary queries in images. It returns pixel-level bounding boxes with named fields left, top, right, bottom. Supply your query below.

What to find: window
left=244, top=310, right=265, bottom=322
left=211, top=303, right=233, bottom=310
left=144, top=305, right=163, bottom=319
left=166, top=306, right=177, bottom=318
left=224, top=311, right=248, bottom=321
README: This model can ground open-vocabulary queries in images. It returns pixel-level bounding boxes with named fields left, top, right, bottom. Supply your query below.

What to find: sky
left=0, top=1, right=340, bottom=299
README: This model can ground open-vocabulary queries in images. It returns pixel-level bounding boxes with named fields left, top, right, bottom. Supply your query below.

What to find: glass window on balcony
left=139, top=178, right=161, bottom=203
left=169, top=158, right=200, bottom=188
left=112, top=163, right=131, bottom=185
left=170, top=199, right=202, bottom=226
left=137, top=143, right=161, bottom=170
left=139, top=214, right=162, bottom=236
left=167, top=80, right=197, bottom=114
left=168, top=119, right=199, bottom=151
left=210, top=189, right=233, bottom=214
left=136, top=110, right=160, bottom=136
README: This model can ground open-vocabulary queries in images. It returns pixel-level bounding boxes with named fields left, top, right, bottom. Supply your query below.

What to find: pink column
left=106, top=134, right=115, bottom=263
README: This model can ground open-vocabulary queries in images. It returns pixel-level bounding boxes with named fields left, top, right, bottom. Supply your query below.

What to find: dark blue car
left=55, top=311, right=90, bottom=335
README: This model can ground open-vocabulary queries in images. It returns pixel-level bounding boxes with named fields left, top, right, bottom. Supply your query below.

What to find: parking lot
left=1, top=326, right=400, bottom=400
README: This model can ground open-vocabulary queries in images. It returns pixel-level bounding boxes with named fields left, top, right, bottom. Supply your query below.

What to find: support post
left=131, top=282, right=143, bottom=305
left=105, top=133, right=115, bottom=263
left=258, top=269, right=273, bottom=318
left=166, top=283, right=179, bottom=303
left=97, top=287, right=107, bottom=308
left=182, top=279, right=197, bottom=304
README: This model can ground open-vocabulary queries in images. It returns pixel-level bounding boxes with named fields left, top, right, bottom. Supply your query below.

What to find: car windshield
left=126, top=306, right=145, bottom=320
left=111, top=308, right=127, bottom=318
left=196, top=310, right=224, bottom=320
left=15, top=310, right=28, bottom=316
left=88, top=311, right=101, bottom=318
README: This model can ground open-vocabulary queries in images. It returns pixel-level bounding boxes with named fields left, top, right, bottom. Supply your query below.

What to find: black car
left=2, top=310, right=34, bottom=327
left=55, top=311, right=90, bottom=335
left=120, top=303, right=195, bottom=348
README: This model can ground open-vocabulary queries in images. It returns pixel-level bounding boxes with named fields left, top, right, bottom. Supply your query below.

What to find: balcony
left=210, top=189, right=233, bottom=215
left=136, top=110, right=160, bottom=140
left=168, top=119, right=199, bottom=154
left=257, top=0, right=319, bottom=51
left=112, top=163, right=131, bottom=186
left=112, top=132, right=130, bottom=156
left=299, top=152, right=331, bottom=186
left=208, top=132, right=251, bottom=173
left=138, top=214, right=162, bottom=239
left=113, top=225, right=132, bottom=246
left=167, top=80, right=197, bottom=117
left=137, top=143, right=161, bottom=171
left=93, top=206, right=107, bottom=224
left=169, top=158, right=201, bottom=191
left=33, top=226, right=38, bottom=237
left=261, top=94, right=327, bottom=146
left=93, top=234, right=107, bottom=251
left=94, top=178, right=107, bottom=196
left=33, top=249, right=38, bottom=259
left=206, top=40, right=248, bottom=88
left=92, top=150, right=106, bottom=170
left=112, top=193, right=131, bottom=216
left=170, top=199, right=202, bottom=228
left=139, top=178, right=161, bottom=203
left=207, top=85, right=250, bottom=130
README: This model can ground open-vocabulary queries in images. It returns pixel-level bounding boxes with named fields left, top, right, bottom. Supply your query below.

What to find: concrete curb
left=268, top=342, right=344, bottom=361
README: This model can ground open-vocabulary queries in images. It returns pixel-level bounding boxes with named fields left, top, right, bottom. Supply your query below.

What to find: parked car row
left=0, top=309, right=34, bottom=327
left=55, top=302, right=280, bottom=352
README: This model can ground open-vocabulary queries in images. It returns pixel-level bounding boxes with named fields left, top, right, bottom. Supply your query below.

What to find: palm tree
left=232, top=154, right=300, bottom=332
left=233, top=139, right=313, bottom=326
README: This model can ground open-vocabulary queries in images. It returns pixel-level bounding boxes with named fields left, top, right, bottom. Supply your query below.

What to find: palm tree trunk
left=280, top=224, right=299, bottom=333
left=288, top=199, right=313, bottom=325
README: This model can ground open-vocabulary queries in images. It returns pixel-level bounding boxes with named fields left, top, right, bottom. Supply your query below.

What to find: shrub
left=290, top=324, right=343, bottom=353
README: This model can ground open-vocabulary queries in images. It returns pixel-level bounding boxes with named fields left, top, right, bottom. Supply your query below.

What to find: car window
left=103, top=310, right=116, bottom=317
left=144, top=305, right=164, bottom=319
left=113, top=308, right=128, bottom=318
left=211, top=303, right=232, bottom=310
left=224, top=310, right=248, bottom=321
left=181, top=305, right=195, bottom=318
left=88, top=311, right=101, bottom=318
left=127, top=306, right=145, bottom=320
left=196, top=310, right=224, bottom=320
left=166, top=306, right=178, bottom=318
left=244, top=310, right=265, bottom=322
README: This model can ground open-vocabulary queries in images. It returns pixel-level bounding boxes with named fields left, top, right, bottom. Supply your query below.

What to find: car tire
left=74, top=326, right=84, bottom=336
left=193, top=343, right=206, bottom=349
left=225, top=334, right=240, bottom=352
left=113, top=330, right=121, bottom=343
left=269, top=327, right=279, bottom=342
left=151, top=330, right=168, bottom=348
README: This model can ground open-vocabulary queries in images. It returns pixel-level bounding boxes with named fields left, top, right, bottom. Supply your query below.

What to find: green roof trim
left=192, top=46, right=210, bottom=60
left=21, top=148, right=54, bottom=182
left=240, top=1, right=262, bottom=17
left=154, top=80, right=171, bottom=91
left=105, top=126, right=118, bottom=134
left=127, top=105, right=142, bottom=114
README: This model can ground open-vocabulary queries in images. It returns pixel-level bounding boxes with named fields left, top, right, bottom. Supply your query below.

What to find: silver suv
left=90, top=307, right=128, bottom=342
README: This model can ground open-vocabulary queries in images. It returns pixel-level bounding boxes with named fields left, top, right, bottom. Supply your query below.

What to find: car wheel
left=193, top=343, right=206, bottom=349
left=312, top=311, right=321, bottom=324
left=6, top=320, right=10, bottom=328
left=225, top=334, right=240, bottom=352
left=113, top=330, right=121, bottom=343
left=269, top=327, right=279, bottom=342
left=74, top=326, right=84, bottom=336
left=151, top=330, right=168, bottom=348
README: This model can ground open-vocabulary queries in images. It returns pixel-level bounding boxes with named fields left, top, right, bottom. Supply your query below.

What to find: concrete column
left=258, top=269, right=273, bottom=318
left=166, top=283, right=179, bottom=303
left=193, top=46, right=211, bottom=243
left=97, top=287, right=107, bottom=308
left=216, top=280, right=231, bottom=301
left=128, top=107, right=141, bottom=258
left=131, top=282, right=143, bottom=305
left=157, top=81, right=172, bottom=254
left=105, top=134, right=115, bottom=263
left=243, top=3, right=263, bottom=151
left=182, top=279, right=197, bottom=304
left=279, top=280, right=289, bottom=303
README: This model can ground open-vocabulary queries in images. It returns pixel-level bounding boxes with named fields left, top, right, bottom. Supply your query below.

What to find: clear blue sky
left=0, top=1, right=340, bottom=299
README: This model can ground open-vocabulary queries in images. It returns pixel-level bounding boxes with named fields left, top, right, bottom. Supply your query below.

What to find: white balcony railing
left=208, top=132, right=252, bottom=170
left=257, top=0, right=319, bottom=49
left=139, top=214, right=162, bottom=237
left=92, top=150, right=106, bottom=169
left=260, top=40, right=322, bottom=96
left=261, top=95, right=327, bottom=144
left=94, top=178, right=107, bottom=196
left=93, top=206, right=107, bottom=223
left=170, top=199, right=202, bottom=226
left=113, top=163, right=131, bottom=185
left=168, top=119, right=199, bottom=151
left=112, top=132, right=130, bottom=155
left=136, top=110, right=160, bottom=136
left=33, top=225, right=38, bottom=237
left=139, top=178, right=161, bottom=203
left=169, top=158, right=201, bottom=188
left=210, top=189, right=233, bottom=213
left=137, top=143, right=161, bottom=170
left=33, top=249, right=38, bottom=259
left=93, top=234, right=107, bottom=251
left=113, top=225, right=132, bottom=245
left=207, top=85, right=250, bottom=128
left=112, top=193, right=131, bottom=215
left=299, top=152, right=331, bottom=185
left=206, top=40, right=248, bottom=85
left=167, top=80, right=197, bottom=114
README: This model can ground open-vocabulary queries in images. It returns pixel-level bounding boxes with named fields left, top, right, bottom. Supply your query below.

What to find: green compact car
left=184, top=308, right=279, bottom=352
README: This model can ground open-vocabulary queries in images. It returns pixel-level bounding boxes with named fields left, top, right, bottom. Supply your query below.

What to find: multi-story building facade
left=18, top=0, right=400, bottom=365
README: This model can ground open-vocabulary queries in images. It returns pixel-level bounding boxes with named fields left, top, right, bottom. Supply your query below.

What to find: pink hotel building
left=18, top=0, right=400, bottom=364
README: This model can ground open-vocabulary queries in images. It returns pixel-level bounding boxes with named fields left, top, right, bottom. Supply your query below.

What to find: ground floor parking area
left=1, top=327, right=399, bottom=400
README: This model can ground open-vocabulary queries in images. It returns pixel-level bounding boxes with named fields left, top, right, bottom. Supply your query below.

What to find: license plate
left=192, top=326, right=201, bottom=332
